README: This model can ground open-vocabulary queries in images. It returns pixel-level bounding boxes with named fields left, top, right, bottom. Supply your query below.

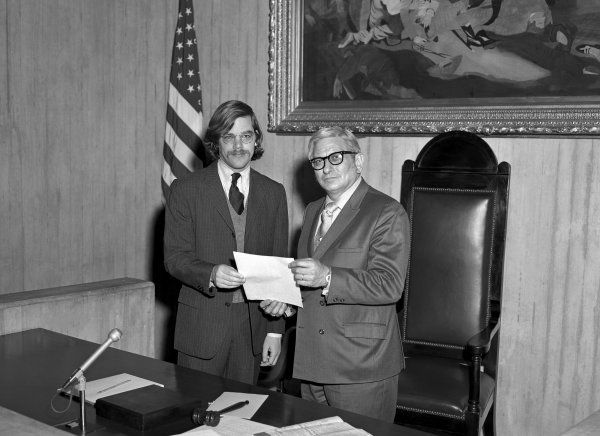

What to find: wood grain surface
left=0, top=277, right=155, bottom=357
left=1, top=1, right=599, bottom=434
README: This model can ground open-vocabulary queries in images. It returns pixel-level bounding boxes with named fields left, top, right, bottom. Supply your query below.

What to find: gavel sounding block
left=95, top=384, right=203, bottom=431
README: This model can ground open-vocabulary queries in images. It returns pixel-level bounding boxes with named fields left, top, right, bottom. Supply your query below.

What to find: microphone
left=58, top=328, right=123, bottom=392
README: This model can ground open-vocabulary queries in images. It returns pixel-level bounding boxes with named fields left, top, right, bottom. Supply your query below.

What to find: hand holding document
left=233, top=252, right=302, bottom=308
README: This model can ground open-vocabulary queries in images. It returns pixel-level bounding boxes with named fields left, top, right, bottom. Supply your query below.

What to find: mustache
left=226, top=150, right=251, bottom=156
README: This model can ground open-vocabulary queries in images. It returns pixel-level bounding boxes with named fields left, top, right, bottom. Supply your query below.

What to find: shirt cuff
left=284, top=306, right=296, bottom=318
left=321, top=268, right=332, bottom=296
left=267, top=333, right=282, bottom=338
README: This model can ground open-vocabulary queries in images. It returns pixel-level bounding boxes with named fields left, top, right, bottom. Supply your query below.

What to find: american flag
left=162, top=0, right=208, bottom=198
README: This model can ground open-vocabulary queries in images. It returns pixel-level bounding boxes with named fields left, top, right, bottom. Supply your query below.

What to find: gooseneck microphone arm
left=58, top=328, right=123, bottom=392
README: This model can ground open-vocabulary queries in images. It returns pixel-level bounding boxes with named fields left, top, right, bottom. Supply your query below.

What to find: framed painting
left=267, top=0, right=600, bottom=135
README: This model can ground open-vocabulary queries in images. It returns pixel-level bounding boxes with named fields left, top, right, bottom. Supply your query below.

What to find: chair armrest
left=467, top=320, right=500, bottom=355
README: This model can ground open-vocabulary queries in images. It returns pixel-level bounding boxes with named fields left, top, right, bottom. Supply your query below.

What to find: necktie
left=315, top=202, right=338, bottom=248
left=229, top=173, right=244, bottom=215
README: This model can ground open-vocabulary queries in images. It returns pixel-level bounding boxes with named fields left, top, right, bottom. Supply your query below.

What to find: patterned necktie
left=315, top=202, right=338, bottom=248
left=229, top=173, right=244, bottom=215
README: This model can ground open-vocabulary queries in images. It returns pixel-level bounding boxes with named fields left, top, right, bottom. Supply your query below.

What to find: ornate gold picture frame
left=267, top=0, right=600, bottom=136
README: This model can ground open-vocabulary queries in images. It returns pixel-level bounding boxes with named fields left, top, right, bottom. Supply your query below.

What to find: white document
left=63, top=373, right=163, bottom=405
left=181, top=415, right=275, bottom=435
left=206, top=392, right=268, bottom=419
left=253, top=417, right=371, bottom=436
left=181, top=428, right=221, bottom=436
left=233, top=252, right=302, bottom=308
left=179, top=415, right=370, bottom=436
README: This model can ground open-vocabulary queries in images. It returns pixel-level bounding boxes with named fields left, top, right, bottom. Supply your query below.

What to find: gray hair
left=307, top=126, right=361, bottom=159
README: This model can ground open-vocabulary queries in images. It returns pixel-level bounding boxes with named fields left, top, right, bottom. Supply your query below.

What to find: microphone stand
left=61, top=374, right=103, bottom=435
left=56, top=328, right=122, bottom=435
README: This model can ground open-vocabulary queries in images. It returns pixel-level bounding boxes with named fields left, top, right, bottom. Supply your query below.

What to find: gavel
left=192, top=400, right=250, bottom=427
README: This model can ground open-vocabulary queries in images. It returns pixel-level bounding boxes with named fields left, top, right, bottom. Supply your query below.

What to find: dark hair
left=204, top=100, right=264, bottom=161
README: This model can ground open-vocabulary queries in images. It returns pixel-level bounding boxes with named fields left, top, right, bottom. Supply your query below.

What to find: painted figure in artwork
left=302, top=0, right=600, bottom=100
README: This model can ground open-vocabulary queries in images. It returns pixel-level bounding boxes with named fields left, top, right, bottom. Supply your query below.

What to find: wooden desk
left=0, top=329, right=431, bottom=436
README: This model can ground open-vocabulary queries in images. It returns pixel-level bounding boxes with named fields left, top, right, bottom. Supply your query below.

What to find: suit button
left=225, top=302, right=230, bottom=307
left=319, top=329, right=324, bottom=335
left=319, top=301, right=325, bottom=306
left=340, top=299, right=344, bottom=302
left=332, top=298, right=338, bottom=302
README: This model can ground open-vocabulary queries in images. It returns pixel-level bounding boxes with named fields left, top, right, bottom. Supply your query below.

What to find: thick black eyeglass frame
left=309, top=151, right=357, bottom=170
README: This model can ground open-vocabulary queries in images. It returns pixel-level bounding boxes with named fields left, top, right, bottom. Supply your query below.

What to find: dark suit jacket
left=293, top=179, right=410, bottom=384
left=164, top=162, right=288, bottom=359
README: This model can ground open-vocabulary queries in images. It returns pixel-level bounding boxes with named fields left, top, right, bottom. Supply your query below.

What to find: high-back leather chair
left=394, top=131, right=510, bottom=436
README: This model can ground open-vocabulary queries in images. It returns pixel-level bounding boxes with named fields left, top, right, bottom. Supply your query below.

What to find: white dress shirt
left=317, top=176, right=362, bottom=296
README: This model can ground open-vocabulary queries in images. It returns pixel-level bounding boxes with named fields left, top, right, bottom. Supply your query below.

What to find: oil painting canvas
left=268, top=0, right=600, bottom=135
left=303, top=0, right=600, bottom=101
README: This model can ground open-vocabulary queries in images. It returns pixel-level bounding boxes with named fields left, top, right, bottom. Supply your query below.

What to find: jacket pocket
left=336, top=247, right=363, bottom=253
left=344, top=322, right=386, bottom=339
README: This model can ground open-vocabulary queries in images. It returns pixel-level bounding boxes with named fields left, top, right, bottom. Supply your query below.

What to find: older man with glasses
left=288, top=126, right=410, bottom=422
left=164, top=100, right=288, bottom=385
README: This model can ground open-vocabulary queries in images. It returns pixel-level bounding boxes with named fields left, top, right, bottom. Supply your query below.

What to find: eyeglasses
left=309, top=151, right=357, bottom=170
left=221, top=132, right=255, bottom=145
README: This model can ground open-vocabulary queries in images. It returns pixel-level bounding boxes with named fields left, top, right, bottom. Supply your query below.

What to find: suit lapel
left=245, top=169, right=264, bottom=242
left=206, top=163, right=234, bottom=232
left=312, top=180, right=369, bottom=259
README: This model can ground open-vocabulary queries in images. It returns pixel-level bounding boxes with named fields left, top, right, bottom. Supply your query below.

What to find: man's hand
left=355, top=29, right=374, bottom=44
left=260, top=300, right=288, bottom=317
left=211, top=265, right=245, bottom=289
left=288, top=258, right=329, bottom=288
left=338, top=32, right=359, bottom=48
left=261, top=336, right=282, bottom=366
left=333, top=77, right=344, bottom=99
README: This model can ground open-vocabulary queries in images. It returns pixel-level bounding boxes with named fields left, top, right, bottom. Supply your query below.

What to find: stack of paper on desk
left=63, top=373, right=163, bottom=405
left=181, top=416, right=371, bottom=436
left=254, top=416, right=371, bottom=436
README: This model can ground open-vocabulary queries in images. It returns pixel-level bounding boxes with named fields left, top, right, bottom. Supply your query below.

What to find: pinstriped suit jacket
left=164, top=162, right=288, bottom=359
left=293, top=180, right=410, bottom=384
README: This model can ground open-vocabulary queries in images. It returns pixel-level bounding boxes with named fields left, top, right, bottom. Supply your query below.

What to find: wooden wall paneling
left=147, top=0, right=177, bottom=363
left=235, top=0, right=252, bottom=102
left=53, top=1, right=81, bottom=287
left=114, top=0, right=135, bottom=280
left=63, top=1, right=85, bottom=287
left=199, top=0, right=218, bottom=121
left=0, top=1, right=22, bottom=293
left=493, top=138, right=558, bottom=435
left=2, top=1, right=600, bottom=435
left=490, top=138, right=600, bottom=435
left=144, top=0, right=172, bottom=281
left=360, top=137, right=386, bottom=196
left=0, top=278, right=155, bottom=357
left=22, top=2, right=48, bottom=289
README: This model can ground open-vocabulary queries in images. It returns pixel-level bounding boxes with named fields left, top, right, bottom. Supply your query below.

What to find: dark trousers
left=177, top=302, right=261, bottom=385
left=301, top=374, right=399, bottom=422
